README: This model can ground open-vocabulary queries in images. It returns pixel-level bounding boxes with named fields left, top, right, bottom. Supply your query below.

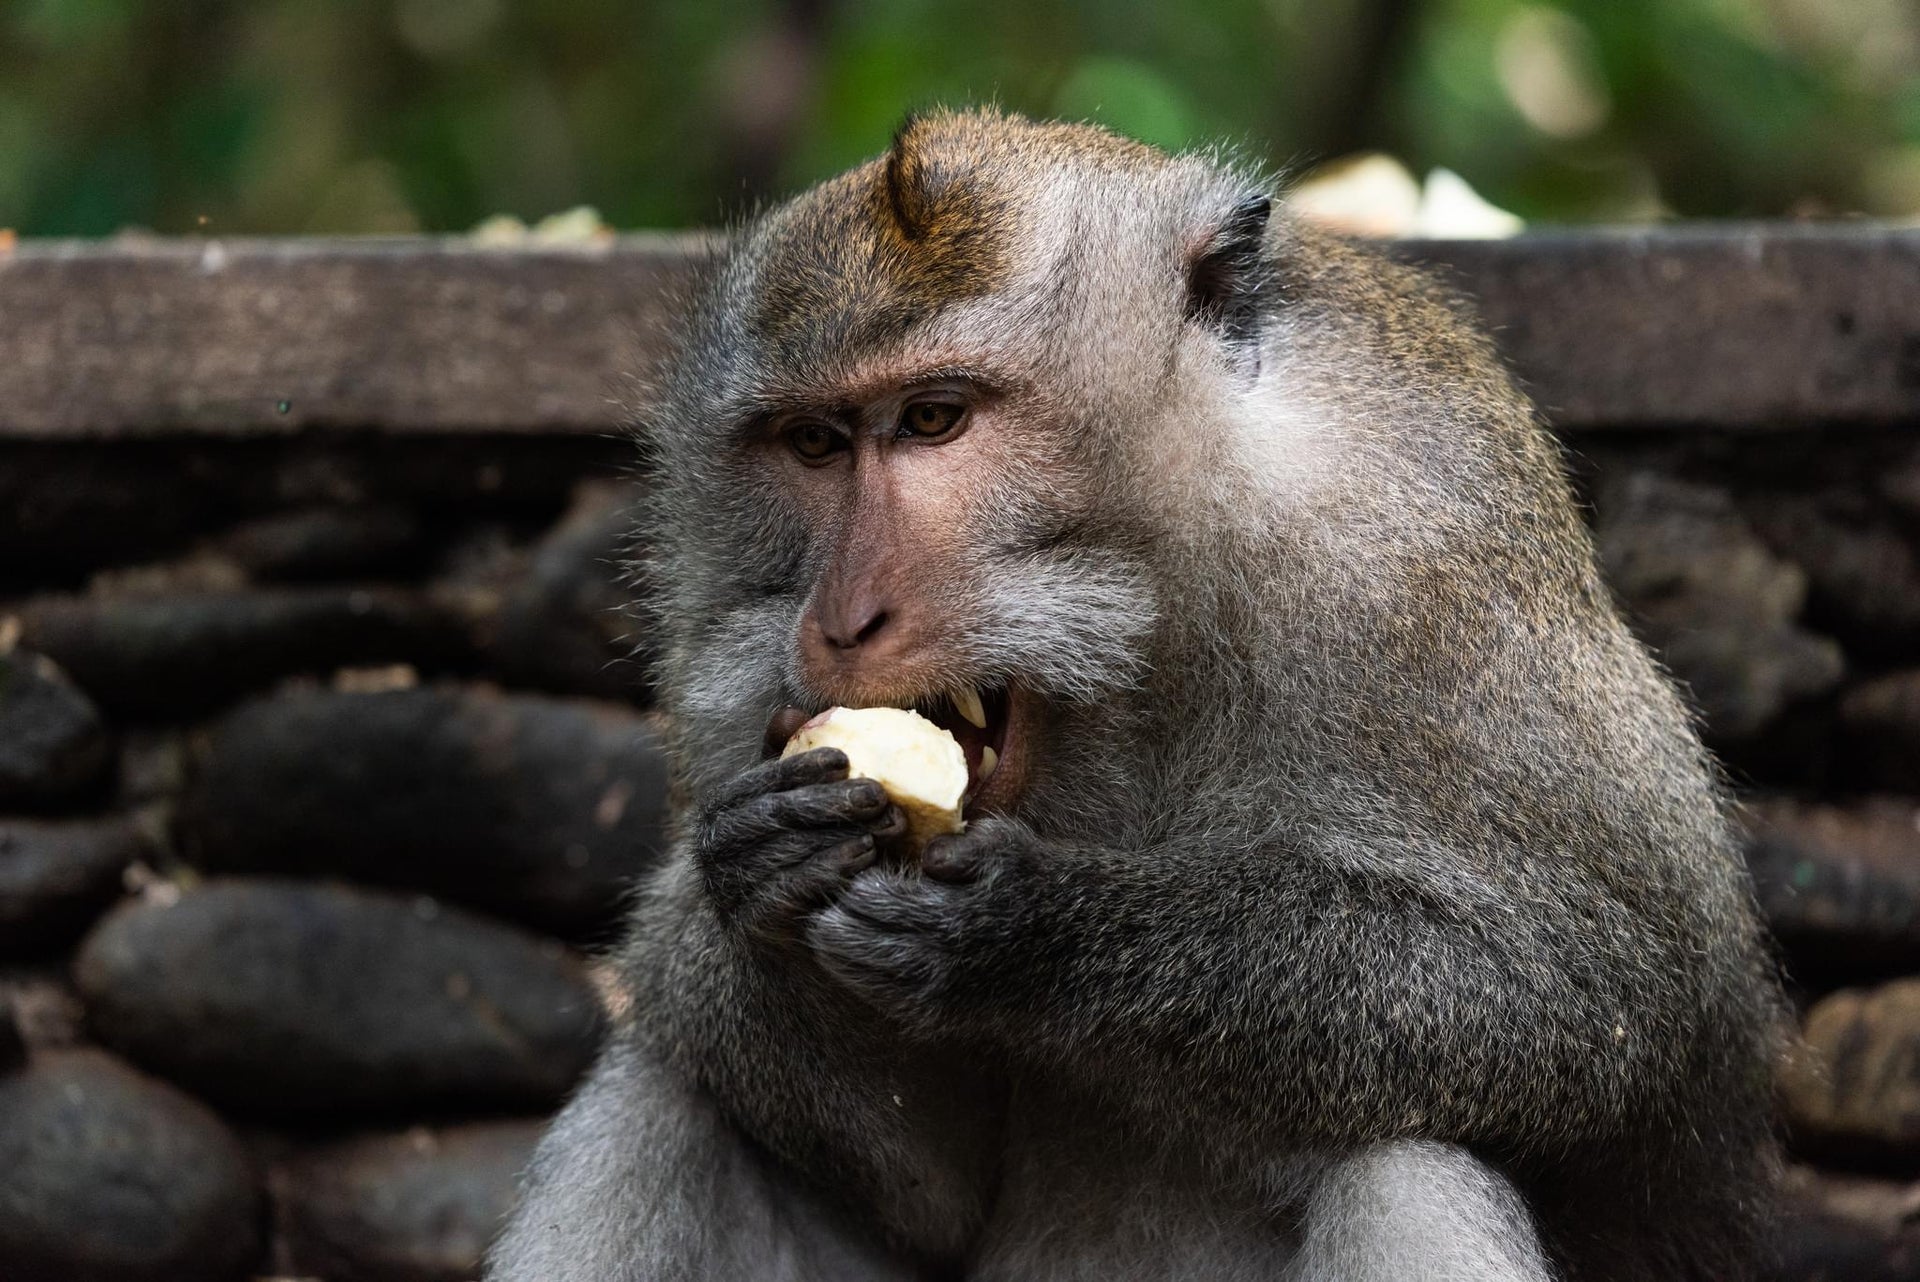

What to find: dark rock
left=0, top=438, right=627, bottom=593
left=1884, top=449, right=1920, bottom=524
left=0, top=1048, right=260, bottom=1282
left=1595, top=471, right=1843, bottom=742
left=1843, top=673, right=1920, bottom=794
left=1746, top=491, right=1920, bottom=660
left=14, top=586, right=469, bottom=719
left=1730, top=699, right=1847, bottom=792
left=179, top=686, right=670, bottom=934
left=75, top=879, right=601, bottom=1113
left=84, top=551, right=249, bottom=596
left=0, top=968, right=85, bottom=1051
left=252, top=437, right=628, bottom=512
left=0, top=817, right=149, bottom=958
left=450, top=481, right=647, bottom=702
left=0, top=649, right=113, bottom=808
left=1774, top=1164, right=1920, bottom=1281
left=1780, top=979, right=1920, bottom=1163
left=216, top=504, right=427, bottom=581
left=273, top=1120, right=544, bottom=1282
left=116, top=730, right=191, bottom=807
left=1745, top=798, right=1920, bottom=981
left=0, top=999, right=21, bottom=1072
left=0, top=445, right=220, bottom=594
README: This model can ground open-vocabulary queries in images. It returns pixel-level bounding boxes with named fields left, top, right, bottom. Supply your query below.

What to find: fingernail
left=923, top=842, right=977, bottom=883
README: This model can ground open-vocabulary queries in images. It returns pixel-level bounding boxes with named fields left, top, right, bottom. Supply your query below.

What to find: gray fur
left=488, top=1035, right=919, bottom=1281
left=489, top=110, right=1783, bottom=1281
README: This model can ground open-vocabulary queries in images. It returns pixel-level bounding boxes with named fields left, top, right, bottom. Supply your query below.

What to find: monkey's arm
left=571, top=750, right=1005, bottom=1263
left=808, top=815, right=1716, bottom=1164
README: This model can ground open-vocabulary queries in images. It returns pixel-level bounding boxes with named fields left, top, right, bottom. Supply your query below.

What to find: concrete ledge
left=2, top=226, right=1916, bottom=437
left=1403, top=225, right=1920, bottom=431
left=0, top=235, right=709, bottom=439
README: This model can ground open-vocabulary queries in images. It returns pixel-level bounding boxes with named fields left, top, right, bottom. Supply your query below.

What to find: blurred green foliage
left=2, top=0, right=1916, bottom=235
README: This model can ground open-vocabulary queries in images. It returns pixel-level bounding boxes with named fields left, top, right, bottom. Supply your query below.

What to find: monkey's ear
left=1185, top=193, right=1273, bottom=359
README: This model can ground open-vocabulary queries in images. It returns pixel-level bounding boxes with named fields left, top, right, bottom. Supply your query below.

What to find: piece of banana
left=782, top=707, right=967, bottom=849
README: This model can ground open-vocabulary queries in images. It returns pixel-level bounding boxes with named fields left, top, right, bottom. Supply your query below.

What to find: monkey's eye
left=785, top=421, right=844, bottom=462
left=897, top=400, right=966, bottom=440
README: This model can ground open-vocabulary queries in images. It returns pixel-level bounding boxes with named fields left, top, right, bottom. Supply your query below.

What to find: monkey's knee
left=1286, top=1141, right=1553, bottom=1282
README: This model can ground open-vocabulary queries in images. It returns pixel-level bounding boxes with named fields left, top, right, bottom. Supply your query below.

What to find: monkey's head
left=646, top=109, right=1585, bottom=839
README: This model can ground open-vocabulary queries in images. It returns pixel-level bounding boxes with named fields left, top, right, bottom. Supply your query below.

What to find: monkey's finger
left=708, top=778, right=889, bottom=849
left=828, top=833, right=879, bottom=873
left=706, top=746, right=850, bottom=814
left=766, top=835, right=877, bottom=908
left=870, top=804, right=909, bottom=842
left=714, top=832, right=875, bottom=933
left=806, top=874, right=962, bottom=1023
left=921, top=832, right=986, bottom=883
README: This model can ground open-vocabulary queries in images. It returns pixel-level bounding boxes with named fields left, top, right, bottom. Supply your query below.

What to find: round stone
left=0, top=650, right=112, bottom=809
left=75, top=879, right=601, bottom=1113
left=178, top=686, right=670, bottom=934
left=1780, top=979, right=1920, bottom=1161
left=0, top=817, right=149, bottom=958
left=273, top=1120, right=545, bottom=1282
left=0, top=1049, right=259, bottom=1281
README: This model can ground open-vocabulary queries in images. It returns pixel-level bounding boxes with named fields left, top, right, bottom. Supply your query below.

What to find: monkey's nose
left=818, top=597, right=890, bottom=649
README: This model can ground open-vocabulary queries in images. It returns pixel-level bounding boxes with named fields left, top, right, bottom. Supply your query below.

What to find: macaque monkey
left=489, top=110, right=1781, bottom=1281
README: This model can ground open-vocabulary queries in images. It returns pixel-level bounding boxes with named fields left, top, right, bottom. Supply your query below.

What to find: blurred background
left=3, top=0, right=1919, bottom=237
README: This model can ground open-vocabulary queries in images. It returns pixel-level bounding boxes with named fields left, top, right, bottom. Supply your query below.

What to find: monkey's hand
left=806, top=815, right=1036, bottom=1035
left=695, top=747, right=909, bottom=946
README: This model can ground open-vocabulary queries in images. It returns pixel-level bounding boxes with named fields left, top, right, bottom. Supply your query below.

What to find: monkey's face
left=652, top=111, right=1287, bottom=821
left=659, top=284, right=1167, bottom=824
left=750, top=357, right=1143, bottom=820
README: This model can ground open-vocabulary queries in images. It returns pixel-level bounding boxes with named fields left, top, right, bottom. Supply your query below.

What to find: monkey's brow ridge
left=721, top=364, right=1009, bottom=436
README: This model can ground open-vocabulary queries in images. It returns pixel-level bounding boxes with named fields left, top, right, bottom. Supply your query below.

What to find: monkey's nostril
left=819, top=601, right=891, bottom=649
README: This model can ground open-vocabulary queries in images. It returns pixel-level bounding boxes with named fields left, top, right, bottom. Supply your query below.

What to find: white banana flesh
left=783, top=706, right=967, bottom=849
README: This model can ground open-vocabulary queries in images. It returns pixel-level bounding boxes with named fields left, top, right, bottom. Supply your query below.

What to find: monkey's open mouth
left=769, top=685, right=1026, bottom=819
left=917, top=685, right=1020, bottom=817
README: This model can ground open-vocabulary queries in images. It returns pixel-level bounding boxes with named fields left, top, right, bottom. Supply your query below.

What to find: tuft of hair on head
left=860, top=110, right=1020, bottom=305
left=1186, top=191, right=1275, bottom=364
left=882, top=112, right=937, bottom=240
left=876, top=110, right=1001, bottom=246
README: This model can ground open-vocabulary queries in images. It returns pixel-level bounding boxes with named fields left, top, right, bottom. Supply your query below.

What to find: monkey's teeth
left=978, top=744, right=999, bottom=779
left=953, top=686, right=988, bottom=730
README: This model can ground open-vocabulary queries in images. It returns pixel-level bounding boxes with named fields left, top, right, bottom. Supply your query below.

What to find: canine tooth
left=953, top=685, right=987, bottom=729
left=978, top=744, right=998, bottom=779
